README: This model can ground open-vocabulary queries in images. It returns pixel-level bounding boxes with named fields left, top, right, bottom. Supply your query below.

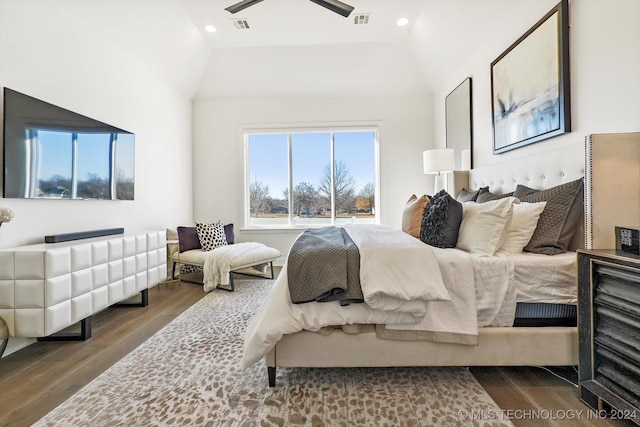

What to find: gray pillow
left=513, top=178, right=584, bottom=255
left=456, top=186, right=488, bottom=202
left=476, top=190, right=514, bottom=203
left=224, top=223, right=235, bottom=244
left=419, top=190, right=463, bottom=248
left=177, top=226, right=201, bottom=253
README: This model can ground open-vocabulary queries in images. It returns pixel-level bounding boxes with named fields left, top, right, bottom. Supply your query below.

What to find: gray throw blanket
left=287, top=226, right=363, bottom=305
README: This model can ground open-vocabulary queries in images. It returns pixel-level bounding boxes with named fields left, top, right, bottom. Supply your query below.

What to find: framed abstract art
left=491, top=0, right=570, bottom=154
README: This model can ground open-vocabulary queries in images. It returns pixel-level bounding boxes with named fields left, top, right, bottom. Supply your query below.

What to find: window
left=246, top=128, right=378, bottom=227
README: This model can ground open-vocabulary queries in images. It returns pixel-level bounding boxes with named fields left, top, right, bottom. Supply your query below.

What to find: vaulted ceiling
left=65, top=0, right=525, bottom=98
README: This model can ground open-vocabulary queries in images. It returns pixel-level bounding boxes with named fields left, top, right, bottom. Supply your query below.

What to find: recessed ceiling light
left=204, top=25, right=216, bottom=33
left=397, top=18, right=409, bottom=26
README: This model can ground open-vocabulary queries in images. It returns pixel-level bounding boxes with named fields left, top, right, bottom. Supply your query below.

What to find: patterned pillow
left=419, top=190, right=463, bottom=248
left=401, top=194, right=429, bottom=238
left=196, top=221, right=229, bottom=251
left=513, top=178, right=584, bottom=255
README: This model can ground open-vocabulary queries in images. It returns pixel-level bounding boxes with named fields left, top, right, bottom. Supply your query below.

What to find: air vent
left=232, top=19, right=250, bottom=29
left=353, top=14, right=370, bottom=24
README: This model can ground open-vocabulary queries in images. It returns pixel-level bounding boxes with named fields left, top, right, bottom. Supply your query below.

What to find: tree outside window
left=247, top=129, right=377, bottom=227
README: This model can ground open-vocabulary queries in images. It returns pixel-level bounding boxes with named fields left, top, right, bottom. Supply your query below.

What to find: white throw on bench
left=171, top=243, right=281, bottom=292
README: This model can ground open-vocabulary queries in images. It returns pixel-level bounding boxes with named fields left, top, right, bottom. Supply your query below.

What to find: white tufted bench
left=171, top=244, right=280, bottom=292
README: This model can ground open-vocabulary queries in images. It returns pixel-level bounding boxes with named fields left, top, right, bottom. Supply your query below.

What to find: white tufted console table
left=0, top=230, right=167, bottom=340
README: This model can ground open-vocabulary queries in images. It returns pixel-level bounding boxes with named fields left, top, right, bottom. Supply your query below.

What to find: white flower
left=0, top=207, right=14, bottom=223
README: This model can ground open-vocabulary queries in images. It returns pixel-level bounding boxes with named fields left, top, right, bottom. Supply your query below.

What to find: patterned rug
left=35, top=280, right=513, bottom=427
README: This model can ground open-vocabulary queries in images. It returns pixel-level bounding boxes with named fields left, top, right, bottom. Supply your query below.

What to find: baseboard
left=3, top=337, right=37, bottom=358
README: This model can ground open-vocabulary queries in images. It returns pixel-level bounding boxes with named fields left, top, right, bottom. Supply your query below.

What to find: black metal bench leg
left=216, top=273, right=235, bottom=292
left=268, top=367, right=276, bottom=387
left=216, top=260, right=276, bottom=292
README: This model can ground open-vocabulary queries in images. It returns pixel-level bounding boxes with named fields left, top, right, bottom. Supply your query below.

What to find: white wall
left=192, top=93, right=433, bottom=258
left=0, top=0, right=201, bottom=250
left=195, top=42, right=430, bottom=98
left=192, top=40, right=434, bottom=258
left=0, top=0, right=203, bottom=355
left=431, top=0, right=640, bottom=168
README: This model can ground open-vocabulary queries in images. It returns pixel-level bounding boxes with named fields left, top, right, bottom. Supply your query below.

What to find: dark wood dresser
left=578, top=249, right=640, bottom=425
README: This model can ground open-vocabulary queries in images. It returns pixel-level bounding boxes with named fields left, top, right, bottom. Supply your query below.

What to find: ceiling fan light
left=308, top=0, right=355, bottom=18
left=225, top=0, right=264, bottom=14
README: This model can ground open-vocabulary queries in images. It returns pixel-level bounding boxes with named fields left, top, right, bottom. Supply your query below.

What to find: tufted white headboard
left=464, top=144, right=585, bottom=250
left=468, top=144, right=584, bottom=194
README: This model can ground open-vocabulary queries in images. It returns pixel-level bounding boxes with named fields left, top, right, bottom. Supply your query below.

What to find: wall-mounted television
left=2, top=88, right=135, bottom=200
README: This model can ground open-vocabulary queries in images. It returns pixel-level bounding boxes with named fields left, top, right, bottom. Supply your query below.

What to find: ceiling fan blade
left=308, top=0, right=355, bottom=17
left=225, top=0, right=265, bottom=14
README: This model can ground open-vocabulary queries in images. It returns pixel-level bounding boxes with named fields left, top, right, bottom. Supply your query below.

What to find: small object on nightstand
left=616, top=226, right=640, bottom=256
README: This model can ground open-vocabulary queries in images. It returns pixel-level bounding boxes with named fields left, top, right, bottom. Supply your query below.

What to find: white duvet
left=241, top=225, right=520, bottom=367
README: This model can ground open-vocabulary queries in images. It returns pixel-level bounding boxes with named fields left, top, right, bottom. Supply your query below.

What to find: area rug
left=35, top=280, right=513, bottom=427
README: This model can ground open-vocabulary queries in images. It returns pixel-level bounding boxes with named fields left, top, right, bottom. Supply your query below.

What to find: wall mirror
left=445, top=77, right=473, bottom=170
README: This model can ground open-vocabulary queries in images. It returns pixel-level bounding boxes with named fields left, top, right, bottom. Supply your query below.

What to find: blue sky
left=38, top=130, right=135, bottom=181
left=248, top=131, right=376, bottom=199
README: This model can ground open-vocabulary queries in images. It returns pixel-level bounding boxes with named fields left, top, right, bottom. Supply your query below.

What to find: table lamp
left=423, top=148, right=455, bottom=194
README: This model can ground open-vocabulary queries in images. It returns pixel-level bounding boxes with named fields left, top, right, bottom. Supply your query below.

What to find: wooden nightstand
left=577, top=249, right=640, bottom=425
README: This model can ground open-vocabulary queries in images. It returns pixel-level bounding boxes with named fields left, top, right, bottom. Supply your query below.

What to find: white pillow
left=499, top=201, right=547, bottom=253
left=456, top=197, right=518, bottom=256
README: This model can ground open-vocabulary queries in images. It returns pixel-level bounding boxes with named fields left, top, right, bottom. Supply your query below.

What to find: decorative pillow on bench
left=196, top=221, right=228, bottom=251
left=177, top=226, right=201, bottom=253
left=177, top=223, right=235, bottom=253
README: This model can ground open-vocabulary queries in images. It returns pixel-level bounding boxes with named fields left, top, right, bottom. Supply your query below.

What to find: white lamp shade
left=423, top=148, right=455, bottom=174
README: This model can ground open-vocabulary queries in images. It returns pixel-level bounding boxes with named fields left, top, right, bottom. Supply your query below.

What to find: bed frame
left=265, top=133, right=640, bottom=387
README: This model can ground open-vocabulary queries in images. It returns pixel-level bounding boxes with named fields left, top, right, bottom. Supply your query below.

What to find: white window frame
left=243, top=124, right=380, bottom=230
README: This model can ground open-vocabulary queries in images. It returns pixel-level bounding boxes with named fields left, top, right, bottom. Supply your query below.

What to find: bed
left=242, top=133, right=640, bottom=387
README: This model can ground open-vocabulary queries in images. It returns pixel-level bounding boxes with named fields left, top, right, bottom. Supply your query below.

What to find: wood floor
left=0, top=278, right=631, bottom=427
left=470, top=367, right=631, bottom=427
left=0, top=281, right=205, bottom=427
